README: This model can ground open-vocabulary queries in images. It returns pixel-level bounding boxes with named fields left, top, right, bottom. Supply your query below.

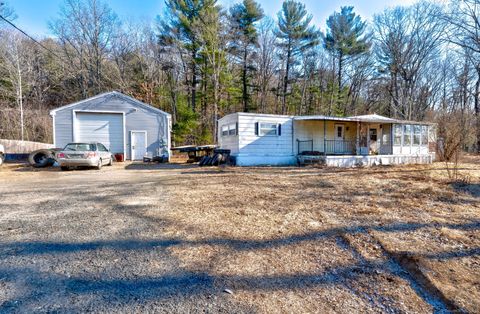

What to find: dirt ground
left=0, top=158, right=479, bottom=313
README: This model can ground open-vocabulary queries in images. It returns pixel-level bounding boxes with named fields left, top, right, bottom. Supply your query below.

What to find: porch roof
left=294, top=115, right=357, bottom=122
left=294, top=113, right=435, bottom=125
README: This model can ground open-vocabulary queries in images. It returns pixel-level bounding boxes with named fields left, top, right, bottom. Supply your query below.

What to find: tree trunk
left=242, top=46, right=248, bottom=112
left=191, top=50, right=197, bottom=113
left=475, top=69, right=480, bottom=153
left=14, top=46, right=24, bottom=141
left=282, top=43, right=291, bottom=115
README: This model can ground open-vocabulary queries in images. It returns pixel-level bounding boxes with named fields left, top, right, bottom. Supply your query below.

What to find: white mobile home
left=218, top=113, right=436, bottom=167
left=50, top=91, right=171, bottom=160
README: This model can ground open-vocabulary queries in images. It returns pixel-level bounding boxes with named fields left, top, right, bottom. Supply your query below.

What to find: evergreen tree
left=159, top=0, right=207, bottom=113
left=276, top=0, right=320, bottom=114
left=324, top=7, right=370, bottom=100
left=229, top=0, right=264, bottom=112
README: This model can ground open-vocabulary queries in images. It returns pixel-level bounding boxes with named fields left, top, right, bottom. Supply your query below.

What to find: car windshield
left=64, top=143, right=96, bottom=151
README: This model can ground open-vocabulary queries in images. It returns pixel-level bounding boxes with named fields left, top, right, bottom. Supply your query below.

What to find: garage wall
left=52, top=92, right=170, bottom=160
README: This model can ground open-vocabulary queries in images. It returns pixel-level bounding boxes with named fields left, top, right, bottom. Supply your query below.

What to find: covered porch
left=294, top=115, right=394, bottom=157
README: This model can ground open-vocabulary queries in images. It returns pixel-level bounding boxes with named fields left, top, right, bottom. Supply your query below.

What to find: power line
left=0, top=14, right=63, bottom=60
left=0, top=14, right=116, bottom=86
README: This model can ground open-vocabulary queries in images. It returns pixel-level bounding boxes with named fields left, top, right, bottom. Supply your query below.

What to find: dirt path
left=0, top=164, right=250, bottom=313
left=0, top=161, right=479, bottom=313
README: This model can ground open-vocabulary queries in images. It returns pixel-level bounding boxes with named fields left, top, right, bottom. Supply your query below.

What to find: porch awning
left=294, top=114, right=434, bottom=125
left=294, top=115, right=357, bottom=122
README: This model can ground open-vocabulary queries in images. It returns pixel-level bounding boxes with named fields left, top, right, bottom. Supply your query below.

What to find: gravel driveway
left=0, top=164, right=249, bottom=313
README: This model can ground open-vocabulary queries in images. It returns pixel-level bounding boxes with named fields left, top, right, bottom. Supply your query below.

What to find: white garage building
left=50, top=91, right=171, bottom=160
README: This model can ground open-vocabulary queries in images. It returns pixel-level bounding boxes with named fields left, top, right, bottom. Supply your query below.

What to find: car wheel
left=107, top=156, right=113, bottom=166
left=96, top=159, right=102, bottom=170
left=60, top=166, right=69, bottom=171
left=0, top=154, right=4, bottom=166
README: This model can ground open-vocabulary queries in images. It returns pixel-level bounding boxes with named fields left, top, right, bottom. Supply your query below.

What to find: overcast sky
left=10, top=0, right=418, bottom=38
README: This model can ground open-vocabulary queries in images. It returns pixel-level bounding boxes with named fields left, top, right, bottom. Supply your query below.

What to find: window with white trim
left=221, top=125, right=229, bottom=137
left=421, top=125, right=428, bottom=146
left=393, top=124, right=402, bottom=145
left=259, top=122, right=278, bottom=136
left=221, top=123, right=237, bottom=137
left=413, top=125, right=421, bottom=145
left=403, top=124, right=412, bottom=145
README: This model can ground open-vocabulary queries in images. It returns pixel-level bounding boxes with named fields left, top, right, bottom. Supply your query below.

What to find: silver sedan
left=57, top=142, right=114, bottom=171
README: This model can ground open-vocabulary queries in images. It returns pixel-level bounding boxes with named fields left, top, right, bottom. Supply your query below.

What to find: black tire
left=96, top=159, right=103, bottom=170
left=0, top=153, right=4, bottom=166
left=107, top=156, right=113, bottom=166
left=60, top=166, right=70, bottom=171
left=29, top=149, right=54, bottom=168
left=202, top=156, right=211, bottom=166
left=212, top=154, right=220, bottom=166
left=198, top=156, right=208, bottom=166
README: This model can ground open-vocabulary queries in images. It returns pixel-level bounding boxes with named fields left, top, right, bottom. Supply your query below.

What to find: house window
left=393, top=124, right=402, bottom=145
left=421, top=125, right=428, bottom=146
left=413, top=125, right=421, bottom=145
left=369, top=129, right=377, bottom=141
left=228, top=123, right=237, bottom=136
left=337, top=126, right=343, bottom=138
left=403, top=125, right=412, bottom=145
left=259, top=123, right=278, bottom=136
left=221, top=125, right=229, bottom=137
left=221, top=123, right=237, bottom=137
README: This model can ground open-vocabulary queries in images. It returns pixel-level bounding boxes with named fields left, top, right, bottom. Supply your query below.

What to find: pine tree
left=276, top=0, right=320, bottom=114
left=229, top=0, right=264, bottom=112
left=159, top=0, right=207, bottom=113
left=324, top=7, right=370, bottom=101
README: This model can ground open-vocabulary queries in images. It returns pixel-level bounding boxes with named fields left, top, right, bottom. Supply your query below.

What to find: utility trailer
left=171, top=145, right=231, bottom=166
left=171, top=145, right=217, bottom=163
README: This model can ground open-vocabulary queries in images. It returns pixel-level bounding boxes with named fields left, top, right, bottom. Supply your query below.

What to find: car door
left=97, top=143, right=110, bottom=164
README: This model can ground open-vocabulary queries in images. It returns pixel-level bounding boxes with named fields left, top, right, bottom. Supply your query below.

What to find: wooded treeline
left=0, top=0, right=479, bottom=152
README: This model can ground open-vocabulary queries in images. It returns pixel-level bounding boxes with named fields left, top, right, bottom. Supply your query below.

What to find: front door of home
left=131, top=131, right=147, bottom=160
left=369, top=128, right=378, bottom=153
left=334, top=124, right=345, bottom=153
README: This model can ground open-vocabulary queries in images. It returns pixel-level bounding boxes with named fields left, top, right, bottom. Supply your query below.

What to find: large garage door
left=75, top=112, right=124, bottom=153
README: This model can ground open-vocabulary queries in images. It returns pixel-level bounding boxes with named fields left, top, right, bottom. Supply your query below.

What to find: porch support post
left=356, top=121, right=360, bottom=155
left=367, top=123, right=370, bottom=155
left=323, top=119, right=326, bottom=155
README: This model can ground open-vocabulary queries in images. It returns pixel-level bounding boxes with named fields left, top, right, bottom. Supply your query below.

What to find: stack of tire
left=198, top=149, right=231, bottom=167
left=28, top=149, right=59, bottom=168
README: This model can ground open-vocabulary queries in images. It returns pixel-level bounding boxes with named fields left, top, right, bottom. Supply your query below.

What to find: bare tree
left=373, top=2, right=447, bottom=120
left=445, top=0, right=480, bottom=152
left=49, top=0, right=121, bottom=97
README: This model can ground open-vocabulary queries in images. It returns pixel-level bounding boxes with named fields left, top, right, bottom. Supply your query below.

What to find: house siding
left=52, top=93, right=170, bottom=160
left=218, top=113, right=239, bottom=155
left=237, top=113, right=293, bottom=156
left=218, top=113, right=295, bottom=166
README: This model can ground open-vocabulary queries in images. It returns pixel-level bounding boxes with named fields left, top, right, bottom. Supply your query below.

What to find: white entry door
left=131, top=131, right=147, bottom=160
left=334, top=124, right=345, bottom=153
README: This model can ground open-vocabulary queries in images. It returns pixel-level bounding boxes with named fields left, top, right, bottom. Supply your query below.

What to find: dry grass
left=0, top=157, right=479, bottom=312
left=155, top=159, right=480, bottom=313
